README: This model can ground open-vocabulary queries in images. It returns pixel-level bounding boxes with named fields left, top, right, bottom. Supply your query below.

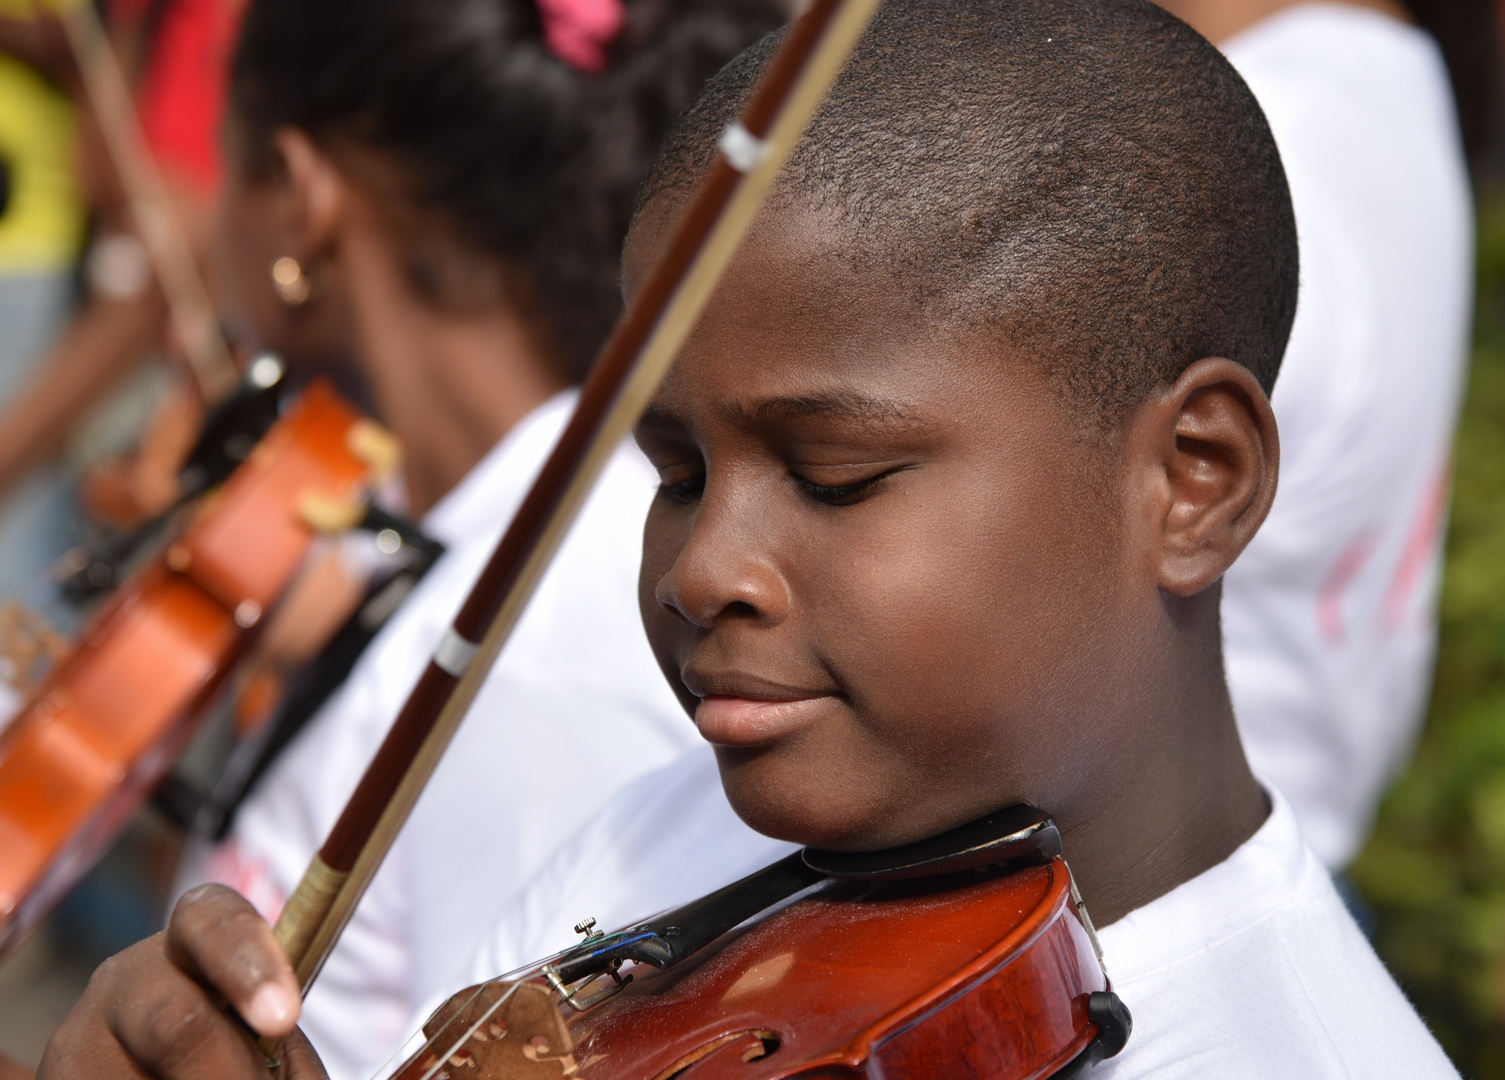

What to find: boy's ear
left=268, top=127, right=346, bottom=261
left=1126, top=357, right=1279, bottom=597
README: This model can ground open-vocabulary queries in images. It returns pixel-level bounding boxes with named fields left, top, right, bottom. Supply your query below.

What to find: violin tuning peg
left=297, top=491, right=367, bottom=534
left=573, top=917, right=601, bottom=940
left=166, top=544, right=192, bottom=572
left=347, top=420, right=403, bottom=481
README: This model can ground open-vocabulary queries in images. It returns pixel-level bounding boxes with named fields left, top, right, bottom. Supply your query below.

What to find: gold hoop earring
left=271, top=256, right=313, bottom=306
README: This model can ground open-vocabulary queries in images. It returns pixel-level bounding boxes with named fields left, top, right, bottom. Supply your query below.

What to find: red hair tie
left=537, top=0, right=626, bottom=72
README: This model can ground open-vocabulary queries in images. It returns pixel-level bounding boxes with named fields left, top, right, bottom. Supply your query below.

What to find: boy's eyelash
left=657, top=467, right=904, bottom=506
left=657, top=474, right=705, bottom=504
left=795, top=468, right=902, bottom=505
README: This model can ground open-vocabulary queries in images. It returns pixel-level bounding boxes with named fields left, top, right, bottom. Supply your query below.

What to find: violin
left=393, top=809, right=1130, bottom=1080
left=255, top=1, right=1133, bottom=1077
left=0, top=377, right=397, bottom=958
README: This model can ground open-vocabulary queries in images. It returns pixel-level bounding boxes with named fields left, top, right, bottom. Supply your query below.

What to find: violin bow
left=58, top=0, right=240, bottom=401
left=266, top=0, right=883, bottom=1007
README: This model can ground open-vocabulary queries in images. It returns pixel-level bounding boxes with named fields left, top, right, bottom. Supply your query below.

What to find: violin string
left=408, top=979, right=522, bottom=1080
left=366, top=950, right=580, bottom=1080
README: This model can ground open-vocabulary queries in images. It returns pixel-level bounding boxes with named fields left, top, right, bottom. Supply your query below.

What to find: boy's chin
left=713, top=746, right=934, bottom=852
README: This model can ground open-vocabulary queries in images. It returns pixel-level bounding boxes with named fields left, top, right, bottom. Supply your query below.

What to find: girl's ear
left=1124, top=357, right=1280, bottom=597
left=268, top=128, right=347, bottom=259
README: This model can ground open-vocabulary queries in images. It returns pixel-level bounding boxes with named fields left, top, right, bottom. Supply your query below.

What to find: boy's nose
left=654, top=513, right=790, bottom=629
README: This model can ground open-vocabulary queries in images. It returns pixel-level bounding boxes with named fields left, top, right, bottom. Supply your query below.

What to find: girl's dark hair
left=231, top=0, right=787, bottom=380
left=1399, top=0, right=1501, bottom=166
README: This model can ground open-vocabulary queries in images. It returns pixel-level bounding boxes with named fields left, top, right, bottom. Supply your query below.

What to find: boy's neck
left=1055, top=589, right=1269, bottom=927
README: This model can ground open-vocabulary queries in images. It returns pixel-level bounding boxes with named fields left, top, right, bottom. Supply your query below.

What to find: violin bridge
left=414, top=980, right=579, bottom=1079
left=0, top=601, right=67, bottom=698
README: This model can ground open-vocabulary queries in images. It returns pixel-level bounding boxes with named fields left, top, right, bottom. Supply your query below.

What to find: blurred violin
left=0, top=4, right=457, bottom=957
left=0, top=375, right=400, bottom=958
left=394, top=809, right=1130, bottom=1080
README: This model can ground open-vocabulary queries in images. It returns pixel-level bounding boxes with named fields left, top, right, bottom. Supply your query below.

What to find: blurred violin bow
left=57, top=0, right=239, bottom=402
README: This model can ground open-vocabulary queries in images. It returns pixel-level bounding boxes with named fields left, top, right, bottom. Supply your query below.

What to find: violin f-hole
left=651, top=1029, right=782, bottom=1080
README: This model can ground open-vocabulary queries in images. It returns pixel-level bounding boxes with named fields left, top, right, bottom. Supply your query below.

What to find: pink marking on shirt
left=203, top=839, right=286, bottom=924
left=1318, top=532, right=1375, bottom=646
left=1381, top=465, right=1450, bottom=632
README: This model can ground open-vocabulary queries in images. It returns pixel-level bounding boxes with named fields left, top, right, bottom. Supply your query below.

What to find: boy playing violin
left=34, top=0, right=1457, bottom=1076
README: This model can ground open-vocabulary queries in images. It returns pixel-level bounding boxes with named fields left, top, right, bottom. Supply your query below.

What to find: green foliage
left=1350, top=189, right=1505, bottom=1078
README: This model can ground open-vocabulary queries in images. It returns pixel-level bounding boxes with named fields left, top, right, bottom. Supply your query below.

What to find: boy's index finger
left=164, top=885, right=301, bottom=1038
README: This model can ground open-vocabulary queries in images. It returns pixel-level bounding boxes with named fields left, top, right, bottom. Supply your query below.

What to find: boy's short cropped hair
left=637, top=0, right=1299, bottom=427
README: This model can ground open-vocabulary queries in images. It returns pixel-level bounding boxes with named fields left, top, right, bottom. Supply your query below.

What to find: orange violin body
left=401, top=855, right=1116, bottom=1080
left=0, top=381, right=382, bottom=956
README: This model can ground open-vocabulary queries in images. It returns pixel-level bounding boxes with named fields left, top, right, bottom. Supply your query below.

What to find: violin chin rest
left=1053, top=991, right=1134, bottom=1079
left=801, top=804, right=1062, bottom=880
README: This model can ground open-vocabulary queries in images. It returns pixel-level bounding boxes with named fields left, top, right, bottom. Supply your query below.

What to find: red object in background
left=111, top=0, right=244, bottom=198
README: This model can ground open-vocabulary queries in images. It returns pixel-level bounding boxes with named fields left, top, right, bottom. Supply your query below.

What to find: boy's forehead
left=630, top=196, right=1038, bottom=431
left=639, top=200, right=920, bottom=345
left=628, top=195, right=886, bottom=310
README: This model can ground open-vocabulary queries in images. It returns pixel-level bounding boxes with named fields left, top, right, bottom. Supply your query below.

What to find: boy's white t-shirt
left=1219, top=5, right=1472, bottom=869
left=460, top=746, right=1457, bottom=1080
left=1093, top=785, right=1453, bottom=1079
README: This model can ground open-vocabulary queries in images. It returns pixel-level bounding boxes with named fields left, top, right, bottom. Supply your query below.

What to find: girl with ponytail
left=177, top=1, right=786, bottom=1075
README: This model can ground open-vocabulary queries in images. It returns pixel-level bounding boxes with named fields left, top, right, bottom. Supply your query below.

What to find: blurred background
left=1351, top=184, right=1505, bottom=1078
left=0, top=0, right=1503, bottom=1074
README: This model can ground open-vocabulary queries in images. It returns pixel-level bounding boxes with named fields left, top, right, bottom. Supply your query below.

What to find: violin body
left=0, top=381, right=386, bottom=956
left=401, top=856, right=1114, bottom=1080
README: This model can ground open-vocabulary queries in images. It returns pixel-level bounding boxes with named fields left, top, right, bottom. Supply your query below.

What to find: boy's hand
left=37, top=885, right=324, bottom=1080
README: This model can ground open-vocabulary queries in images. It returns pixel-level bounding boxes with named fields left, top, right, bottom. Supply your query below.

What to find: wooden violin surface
left=0, top=381, right=383, bottom=956
left=402, top=858, right=1106, bottom=1080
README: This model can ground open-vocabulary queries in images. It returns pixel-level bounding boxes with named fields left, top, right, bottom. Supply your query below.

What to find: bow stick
left=266, top=0, right=884, bottom=1006
left=58, top=0, right=239, bottom=400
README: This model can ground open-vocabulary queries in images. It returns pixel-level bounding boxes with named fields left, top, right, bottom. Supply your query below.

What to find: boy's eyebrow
left=637, top=392, right=926, bottom=433
left=743, top=392, right=923, bottom=427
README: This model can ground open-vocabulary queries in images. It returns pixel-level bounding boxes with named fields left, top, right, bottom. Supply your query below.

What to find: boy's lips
left=694, top=695, right=836, bottom=746
left=682, top=670, right=839, bottom=746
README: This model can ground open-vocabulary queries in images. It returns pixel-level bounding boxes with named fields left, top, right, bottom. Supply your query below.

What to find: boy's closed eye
left=649, top=458, right=916, bottom=507
left=791, top=462, right=913, bottom=505
left=638, top=392, right=935, bottom=510
left=655, top=462, right=705, bottom=504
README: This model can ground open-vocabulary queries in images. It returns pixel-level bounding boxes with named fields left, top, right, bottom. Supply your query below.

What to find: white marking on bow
left=719, top=122, right=769, bottom=174
left=433, top=627, right=480, bottom=677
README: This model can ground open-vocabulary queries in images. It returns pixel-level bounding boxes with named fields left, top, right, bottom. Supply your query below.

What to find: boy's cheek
left=638, top=511, right=686, bottom=643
